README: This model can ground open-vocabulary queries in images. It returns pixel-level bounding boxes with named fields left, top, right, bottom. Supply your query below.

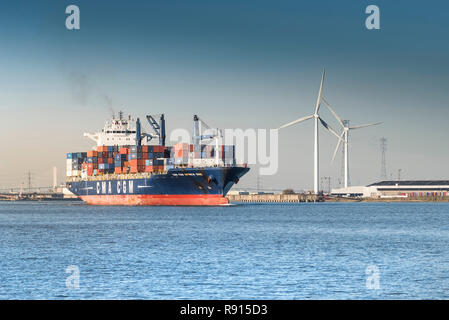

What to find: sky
left=0, top=0, right=448, bottom=191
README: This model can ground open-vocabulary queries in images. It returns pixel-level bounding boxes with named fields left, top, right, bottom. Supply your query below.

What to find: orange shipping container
left=154, top=145, right=164, bottom=152
left=120, top=148, right=129, bottom=155
left=87, top=150, right=97, bottom=157
left=130, top=159, right=147, bottom=166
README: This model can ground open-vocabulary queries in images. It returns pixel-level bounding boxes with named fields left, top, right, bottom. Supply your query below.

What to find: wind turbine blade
left=331, top=131, right=345, bottom=163
left=278, top=114, right=314, bottom=129
left=322, top=97, right=344, bottom=128
left=349, top=122, right=383, bottom=130
left=319, top=117, right=344, bottom=142
left=314, top=68, right=325, bottom=114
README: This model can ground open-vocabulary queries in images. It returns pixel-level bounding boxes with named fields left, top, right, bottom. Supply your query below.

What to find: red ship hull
left=80, top=194, right=229, bottom=206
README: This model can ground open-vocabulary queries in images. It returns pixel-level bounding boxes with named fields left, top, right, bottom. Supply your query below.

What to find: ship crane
left=193, top=115, right=223, bottom=165
left=144, top=114, right=166, bottom=146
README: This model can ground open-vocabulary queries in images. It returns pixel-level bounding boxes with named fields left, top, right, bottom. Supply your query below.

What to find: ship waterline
left=80, top=194, right=229, bottom=206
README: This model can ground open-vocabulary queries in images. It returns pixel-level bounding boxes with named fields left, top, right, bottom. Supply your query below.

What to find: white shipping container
left=191, top=158, right=224, bottom=167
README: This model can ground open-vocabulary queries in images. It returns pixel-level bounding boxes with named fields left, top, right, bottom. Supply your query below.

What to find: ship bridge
left=84, top=112, right=145, bottom=146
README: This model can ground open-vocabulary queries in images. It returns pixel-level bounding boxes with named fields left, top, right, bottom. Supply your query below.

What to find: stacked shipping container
left=66, top=143, right=235, bottom=177
left=66, top=152, right=87, bottom=177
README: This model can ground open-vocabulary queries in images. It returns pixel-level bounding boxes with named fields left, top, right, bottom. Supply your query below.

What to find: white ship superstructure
left=84, top=112, right=151, bottom=147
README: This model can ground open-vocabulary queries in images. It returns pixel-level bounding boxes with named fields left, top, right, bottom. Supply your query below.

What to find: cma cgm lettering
left=95, top=180, right=134, bottom=194
left=66, top=113, right=249, bottom=206
left=99, top=180, right=134, bottom=194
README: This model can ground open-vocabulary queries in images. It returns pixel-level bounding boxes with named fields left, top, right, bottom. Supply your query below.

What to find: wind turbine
left=278, top=69, right=343, bottom=194
left=322, top=98, right=382, bottom=188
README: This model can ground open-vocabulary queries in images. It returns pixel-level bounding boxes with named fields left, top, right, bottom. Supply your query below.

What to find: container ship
left=65, top=112, right=249, bottom=205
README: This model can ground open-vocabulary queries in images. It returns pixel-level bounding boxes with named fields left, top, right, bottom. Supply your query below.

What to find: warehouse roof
left=368, top=180, right=449, bottom=187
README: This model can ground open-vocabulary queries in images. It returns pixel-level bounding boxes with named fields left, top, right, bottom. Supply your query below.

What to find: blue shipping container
left=130, top=146, right=142, bottom=153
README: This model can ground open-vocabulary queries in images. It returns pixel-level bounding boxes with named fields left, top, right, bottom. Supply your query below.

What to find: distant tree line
left=282, top=189, right=295, bottom=195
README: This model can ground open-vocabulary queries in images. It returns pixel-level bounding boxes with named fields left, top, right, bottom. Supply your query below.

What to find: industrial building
left=331, top=180, right=449, bottom=198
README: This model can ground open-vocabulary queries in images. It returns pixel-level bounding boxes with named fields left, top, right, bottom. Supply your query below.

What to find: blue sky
left=0, top=0, right=448, bottom=190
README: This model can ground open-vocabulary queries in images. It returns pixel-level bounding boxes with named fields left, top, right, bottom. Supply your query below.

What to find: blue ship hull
left=66, top=166, right=249, bottom=205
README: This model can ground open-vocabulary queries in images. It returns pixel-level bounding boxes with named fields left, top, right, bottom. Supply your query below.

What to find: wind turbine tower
left=322, top=99, right=382, bottom=188
left=278, top=69, right=343, bottom=194
left=341, top=120, right=350, bottom=186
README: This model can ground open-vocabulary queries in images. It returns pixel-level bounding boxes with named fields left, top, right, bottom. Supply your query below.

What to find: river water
left=0, top=201, right=448, bottom=299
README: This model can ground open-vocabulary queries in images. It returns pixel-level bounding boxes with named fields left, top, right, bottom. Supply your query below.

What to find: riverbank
left=227, top=194, right=449, bottom=203
left=227, top=194, right=323, bottom=203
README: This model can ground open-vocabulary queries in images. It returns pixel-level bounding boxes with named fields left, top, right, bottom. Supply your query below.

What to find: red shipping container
left=87, top=163, right=98, bottom=170
left=145, top=166, right=154, bottom=172
left=108, top=158, right=113, bottom=164
left=120, top=148, right=129, bottom=155
left=114, top=167, right=122, bottom=174
left=129, top=159, right=138, bottom=166
left=142, top=152, right=148, bottom=159
left=98, top=158, right=103, bottom=164
left=141, top=146, right=149, bottom=153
